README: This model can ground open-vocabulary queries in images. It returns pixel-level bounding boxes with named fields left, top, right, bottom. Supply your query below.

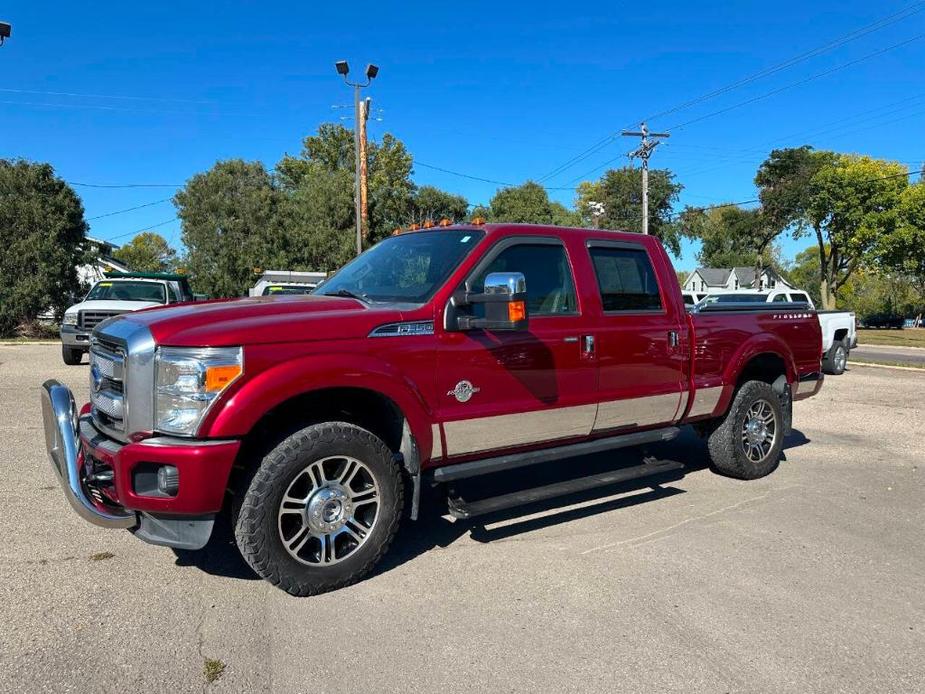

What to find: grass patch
left=89, top=551, right=115, bottom=561
left=203, top=658, right=226, bottom=684
left=850, top=356, right=925, bottom=370
left=858, top=328, right=925, bottom=348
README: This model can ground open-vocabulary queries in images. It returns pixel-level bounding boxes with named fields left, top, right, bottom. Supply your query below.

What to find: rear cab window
left=587, top=245, right=662, bottom=312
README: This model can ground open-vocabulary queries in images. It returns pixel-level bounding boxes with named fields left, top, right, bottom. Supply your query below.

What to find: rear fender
left=202, top=354, right=436, bottom=460
left=716, top=333, right=797, bottom=413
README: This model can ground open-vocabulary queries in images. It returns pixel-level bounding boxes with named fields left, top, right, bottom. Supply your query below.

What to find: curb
left=849, top=361, right=925, bottom=373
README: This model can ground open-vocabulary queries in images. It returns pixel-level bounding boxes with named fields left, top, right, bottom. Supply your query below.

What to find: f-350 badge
left=449, top=380, right=480, bottom=403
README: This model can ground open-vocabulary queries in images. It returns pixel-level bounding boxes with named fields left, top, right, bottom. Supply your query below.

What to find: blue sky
left=2, top=1, right=923, bottom=272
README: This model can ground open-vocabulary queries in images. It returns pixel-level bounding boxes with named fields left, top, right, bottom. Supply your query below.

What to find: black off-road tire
left=822, top=340, right=848, bottom=375
left=233, top=421, right=403, bottom=597
left=62, top=345, right=83, bottom=365
left=707, top=380, right=784, bottom=480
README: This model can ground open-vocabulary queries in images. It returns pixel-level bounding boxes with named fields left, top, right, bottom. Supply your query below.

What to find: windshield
left=85, top=280, right=166, bottom=303
left=316, top=230, right=485, bottom=303
left=704, top=293, right=766, bottom=304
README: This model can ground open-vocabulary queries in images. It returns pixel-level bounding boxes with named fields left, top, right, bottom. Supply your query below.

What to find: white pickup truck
left=60, top=272, right=196, bottom=365
left=701, top=289, right=856, bottom=375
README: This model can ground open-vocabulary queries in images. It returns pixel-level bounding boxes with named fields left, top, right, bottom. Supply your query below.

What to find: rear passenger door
left=585, top=240, right=685, bottom=432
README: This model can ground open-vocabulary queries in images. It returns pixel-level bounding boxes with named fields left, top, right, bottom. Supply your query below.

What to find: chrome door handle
left=563, top=336, right=579, bottom=343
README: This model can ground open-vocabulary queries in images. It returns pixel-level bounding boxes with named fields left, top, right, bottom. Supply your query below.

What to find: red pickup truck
left=42, top=223, right=823, bottom=596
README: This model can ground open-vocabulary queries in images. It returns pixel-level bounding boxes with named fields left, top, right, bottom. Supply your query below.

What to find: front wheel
left=233, top=422, right=403, bottom=596
left=61, top=345, right=83, bottom=365
left=707, top=380, right=784, bottom=480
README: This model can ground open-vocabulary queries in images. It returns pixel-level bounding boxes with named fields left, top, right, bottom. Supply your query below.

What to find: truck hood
left=107, top=295, right=408, bottom=347
left=68, top=299, right=163, bottom=313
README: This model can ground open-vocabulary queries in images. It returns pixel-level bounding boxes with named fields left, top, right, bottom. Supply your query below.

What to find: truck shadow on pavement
left=172, top=426, right=810, bottom=584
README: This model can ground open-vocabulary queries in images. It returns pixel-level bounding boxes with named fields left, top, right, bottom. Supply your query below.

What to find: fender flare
left=714, top=333, right=798, bottom=414
left=202, top=353, right=436, bottom=460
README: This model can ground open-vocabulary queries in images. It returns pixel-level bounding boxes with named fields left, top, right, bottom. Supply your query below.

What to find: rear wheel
left=823, top=340, right=848, bottom=375
left=61, top=345, right=83, bottom=365
left=233, top=421, right=403, bottom=596
left=708, top=380, right=784, bottom=480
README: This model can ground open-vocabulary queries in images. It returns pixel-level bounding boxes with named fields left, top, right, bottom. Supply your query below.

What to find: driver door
left=434, top=237, right=598, bottom=458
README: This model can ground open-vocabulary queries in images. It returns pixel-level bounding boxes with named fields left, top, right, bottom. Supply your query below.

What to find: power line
left=67, top=180, right=183, bottom=189
left=413, top=160, right=577, bottom=191
left=101, top=217, right=179, bottom=242
left=666, top=33, right=925, bottom=131
left=538, top=3, right=925, bottom=184
left=86, top=198, right=173, bottom=221
left=0, top=87, right=215, bottom=104
left=640, top=1, right=925, bottom=126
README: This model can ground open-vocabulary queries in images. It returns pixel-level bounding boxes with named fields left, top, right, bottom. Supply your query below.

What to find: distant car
left=701, top=289, right=856, bottom=376
left=860, top=313, right=904, bottom=329
left=249, top=270, right=327, bottom=297
left=60, top=272, right=196, bottom=365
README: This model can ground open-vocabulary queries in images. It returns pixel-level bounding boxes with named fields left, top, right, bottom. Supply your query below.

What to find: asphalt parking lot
left=1, top=344, right=923, bottom=693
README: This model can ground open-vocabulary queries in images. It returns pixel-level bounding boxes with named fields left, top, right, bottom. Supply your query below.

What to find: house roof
left=693, top=268, right=732, bottom=286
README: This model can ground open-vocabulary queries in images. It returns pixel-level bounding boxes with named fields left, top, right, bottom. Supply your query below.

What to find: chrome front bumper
left=40, top=380, right=136, bottom=529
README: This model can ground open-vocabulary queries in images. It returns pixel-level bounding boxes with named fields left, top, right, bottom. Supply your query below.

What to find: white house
left=683, top=266, right=795, bottom=294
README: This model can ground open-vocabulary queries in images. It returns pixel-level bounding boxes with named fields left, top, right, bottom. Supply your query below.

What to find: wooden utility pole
left=358, top=97, right=371, bottom=243
left=621, top=122, right=669, bottom=235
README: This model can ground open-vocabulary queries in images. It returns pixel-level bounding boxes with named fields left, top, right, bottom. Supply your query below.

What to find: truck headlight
left=63, top=311, right=78, bottom=326
left=154, top=347, right=243, bottom=436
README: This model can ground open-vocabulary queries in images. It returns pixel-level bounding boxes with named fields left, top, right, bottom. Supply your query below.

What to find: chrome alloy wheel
left=834, top=344, right=847, bottom=372
left=741, top=399, right=778, bottom=463
left=277, top=456, right=380, bottom=566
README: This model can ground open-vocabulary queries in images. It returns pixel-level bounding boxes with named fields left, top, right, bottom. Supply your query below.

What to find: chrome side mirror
left=456, top=271, right=529, bottom=331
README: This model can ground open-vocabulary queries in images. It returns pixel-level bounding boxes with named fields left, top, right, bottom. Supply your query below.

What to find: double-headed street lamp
left=335, top=61, right=379, bottom=255
left=0, top=21, right=12, bottom=46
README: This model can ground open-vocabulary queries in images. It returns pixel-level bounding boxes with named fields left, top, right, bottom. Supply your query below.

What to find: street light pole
left=335, top=60, right=379, bottom=256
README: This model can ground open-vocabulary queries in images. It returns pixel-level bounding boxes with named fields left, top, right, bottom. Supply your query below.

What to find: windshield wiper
left=322, top=288, right=370, bottom=304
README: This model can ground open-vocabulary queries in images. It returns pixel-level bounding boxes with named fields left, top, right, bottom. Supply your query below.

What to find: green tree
left=681, top=205, right=782, bottom=279
left=482, top=181, right=581, bottom=226
left=174, top=159, right=284, bottom=298
left=113, top=232, right=178, bottom=273
left=409, top=185, right=469, bottom=225
left=0, top=159, right=88, bottom=335
left=278, top=123, right=416, bottom=245
left=576, top=167, right=684, bottom=255
left=876, top=181, right=925, bottom=312
left=805, top=155, right=908, bottom=309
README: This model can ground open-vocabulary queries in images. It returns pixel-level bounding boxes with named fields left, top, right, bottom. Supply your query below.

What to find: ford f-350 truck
left=41, top=224, right=823, bottom=596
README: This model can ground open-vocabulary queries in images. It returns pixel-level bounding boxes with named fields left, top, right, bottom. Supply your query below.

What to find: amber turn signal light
left=205, top=364, right=243, bottom=392
left=508, top=300, right=526, bottom=323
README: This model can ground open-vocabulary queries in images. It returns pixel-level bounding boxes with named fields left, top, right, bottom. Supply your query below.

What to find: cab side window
left=589, top=246, right=662, bottom=311
left=773, top=293, right=788, bottom=302
left=470, top=243, right=577, bottom=316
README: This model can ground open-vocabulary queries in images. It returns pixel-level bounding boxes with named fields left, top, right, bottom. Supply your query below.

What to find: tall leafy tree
left=876, top=181, right=925, bottom=311
left=484, top=181, right=579, bottom=226
left=409, top=186, right=469, bottom=225
left=0, top=159, right=88, bottom=335
left=576, top=167, right=683, bottom=256
left=681, top=204, right=782, bottom=279
left=174, top=159, right=284, bottom=298
left=805, top=155, right=908, bottom=309
left=113, top=232, right=177, bottom=273
left=278, top=123, right=416, bottom=245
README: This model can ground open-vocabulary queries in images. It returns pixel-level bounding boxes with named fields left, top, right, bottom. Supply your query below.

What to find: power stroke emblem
left=448, top=380, right=480, bottom=403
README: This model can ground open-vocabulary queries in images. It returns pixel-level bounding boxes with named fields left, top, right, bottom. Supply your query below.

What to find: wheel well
left=736, top=353, right=787, bottom=388
left=833, top=328, right=848, bottom=343
left=238, top=387, right=406, bottom=466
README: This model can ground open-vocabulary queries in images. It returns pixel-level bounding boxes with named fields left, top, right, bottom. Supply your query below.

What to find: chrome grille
left=79, top=310, right=123, bottom=330
left=89, top=339, right=126, bottom=432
